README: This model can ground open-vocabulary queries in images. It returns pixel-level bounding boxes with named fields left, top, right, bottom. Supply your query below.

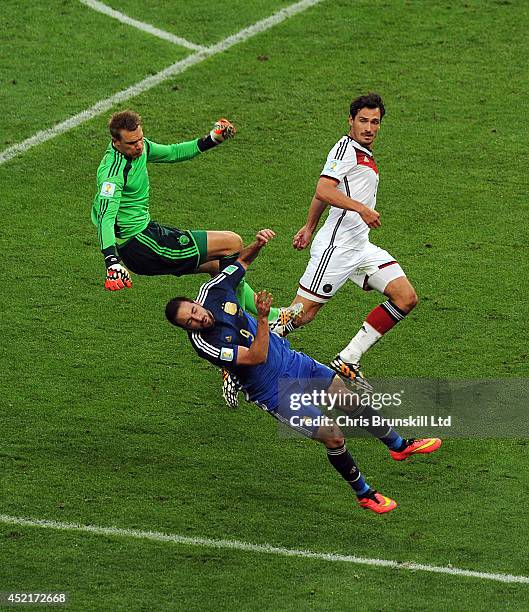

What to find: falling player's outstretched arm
left=236, top=290, right=273, bottom=366
left=236, top=229, right=276, bottom=270
left=231, top=229, right=275, bottom=365
left=315, top=177, right=381, bottom=228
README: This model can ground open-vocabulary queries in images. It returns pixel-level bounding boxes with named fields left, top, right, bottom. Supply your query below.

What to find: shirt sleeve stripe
left=107, top=150, right=125, bottom=179
left=196, top=273, right=229, bottom=305
left=190, top=331, right=221, bottom=358
left=108, top=151, right=119, bottom=178
left=335, top=138, right=349, bottom=160
left=97, top=198, right=109, bottom=249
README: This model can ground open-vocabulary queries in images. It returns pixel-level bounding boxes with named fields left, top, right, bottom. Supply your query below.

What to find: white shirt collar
left=347, top=136, right=374, bottom=157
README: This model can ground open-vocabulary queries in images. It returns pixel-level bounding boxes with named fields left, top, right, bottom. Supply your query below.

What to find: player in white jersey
left=280, top=93, right=418, bottom=389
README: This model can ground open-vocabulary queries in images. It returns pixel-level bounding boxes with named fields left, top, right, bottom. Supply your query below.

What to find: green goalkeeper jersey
left=91, top=137, right=201, bottom=257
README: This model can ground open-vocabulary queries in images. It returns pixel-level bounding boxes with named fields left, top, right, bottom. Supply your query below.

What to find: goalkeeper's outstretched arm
left=146, top=118, right=237, bottom=162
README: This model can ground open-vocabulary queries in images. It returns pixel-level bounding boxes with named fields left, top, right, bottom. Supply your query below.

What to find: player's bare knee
left=327, top=377, right=359, bottom=409
left=399, top=288, right=418, bottom=312
left=316, top=423, right=345, bottom=448
left=323, top=434, right=345, bottom=449
left=223, top=231, right=243, bottom=255
left=388, top=284, right=418, bottom=313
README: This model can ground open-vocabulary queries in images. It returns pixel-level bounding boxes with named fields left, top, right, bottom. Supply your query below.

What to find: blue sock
left=356, top=405, right=404, bottom=450
left=326, top=445, right=370, bottom=497
left=355, top=481, right=370, bottom=497
left=380, top=430, right=404, bottom=451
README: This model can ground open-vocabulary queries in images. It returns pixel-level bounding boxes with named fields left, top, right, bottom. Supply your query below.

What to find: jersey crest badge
left=220, top=347, right=234, bottom=361
left=224, top=265, right=238, bottom=275
left=223, top=302, right=238, bottom=315
left=100, top=181, right=116, bottom=197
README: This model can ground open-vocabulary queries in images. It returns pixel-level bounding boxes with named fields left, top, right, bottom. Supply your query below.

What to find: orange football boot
left=358, top=490, right=397, bottom=514
left=390, top=438, right=442, bottom=461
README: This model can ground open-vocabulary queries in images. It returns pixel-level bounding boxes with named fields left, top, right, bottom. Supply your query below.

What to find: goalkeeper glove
left=210, top=118, right=236, bottom=143
left=105, top=263, right=132, bottom=291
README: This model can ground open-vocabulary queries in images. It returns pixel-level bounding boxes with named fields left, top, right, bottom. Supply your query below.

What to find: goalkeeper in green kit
left=91, top=110, right=300, bottom=320
left=91, top=110, right=302, bottom=405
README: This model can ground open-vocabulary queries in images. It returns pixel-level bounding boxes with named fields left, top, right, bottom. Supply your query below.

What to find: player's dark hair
left=349, top=93, right=385, bottom=120
left=165, top=297, right=194, bottom=328
left=109, top=110, right=142, bottom=140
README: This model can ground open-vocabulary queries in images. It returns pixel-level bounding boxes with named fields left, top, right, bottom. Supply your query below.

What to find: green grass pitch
left=2, top=0, right=529, bottom=609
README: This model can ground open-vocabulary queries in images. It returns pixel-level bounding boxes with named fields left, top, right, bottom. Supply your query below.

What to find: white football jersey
left=316, top=136, right=379, bottom=248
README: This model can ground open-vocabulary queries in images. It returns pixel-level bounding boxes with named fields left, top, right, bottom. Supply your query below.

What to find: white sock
left=339, top=322, right=382, bottom=364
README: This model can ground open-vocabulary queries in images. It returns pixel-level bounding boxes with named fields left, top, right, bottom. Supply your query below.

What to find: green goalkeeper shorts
left=118, top=221, right=207, bottom=276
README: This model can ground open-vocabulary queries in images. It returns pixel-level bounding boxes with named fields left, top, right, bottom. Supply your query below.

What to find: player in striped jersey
left=90, top=109, right=300, bottom=331
left=282, top=94, right=418, bottom=389
left=165, top=229, right=441, bottom=514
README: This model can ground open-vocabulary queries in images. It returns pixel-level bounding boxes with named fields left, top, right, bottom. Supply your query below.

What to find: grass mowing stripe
left=79, top=0, right=206, bottom=51
left=1, top=514, right=528, bottom=586
left=0, top=0, right=325, bottom=167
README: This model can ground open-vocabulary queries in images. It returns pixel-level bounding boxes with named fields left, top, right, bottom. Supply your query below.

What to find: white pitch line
left=1, top=514, right=528, bottom=585
left=0, top=0, right=324, bottom=167
left=79, top=0, right=205, bottom=51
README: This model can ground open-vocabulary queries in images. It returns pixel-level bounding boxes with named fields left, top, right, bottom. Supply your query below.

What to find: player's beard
left=204, top=309, right=215, bottom=328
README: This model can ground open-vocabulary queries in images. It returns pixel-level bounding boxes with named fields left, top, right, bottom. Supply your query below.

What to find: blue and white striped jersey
left=187, top=262, right=292, bottom=406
